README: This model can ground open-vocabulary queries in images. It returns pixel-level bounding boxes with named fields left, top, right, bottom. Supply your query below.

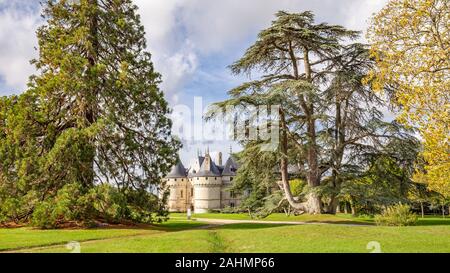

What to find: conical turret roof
left=166, top=160, right=187, bottom=178
left=222, top=156, right=239, bottom=176
left=191, top=153, right=221, bottom=177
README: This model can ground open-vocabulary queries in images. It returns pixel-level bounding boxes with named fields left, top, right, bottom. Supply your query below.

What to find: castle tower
left=190, top=152, right=222, bottom=213
left=220, top=155, right=240, bottom=208
left=165, top=159, right=191, bottom=212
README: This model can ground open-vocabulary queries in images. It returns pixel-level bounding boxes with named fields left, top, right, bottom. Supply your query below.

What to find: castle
left=164, top=150, right=241, bottom=213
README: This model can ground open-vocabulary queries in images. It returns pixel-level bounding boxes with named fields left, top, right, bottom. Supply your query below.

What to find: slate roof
left=190, top=154, right=222, bottom=177
left=166, top=160, right=187, bottom=178
left=221, top=156, right=239, bottom=176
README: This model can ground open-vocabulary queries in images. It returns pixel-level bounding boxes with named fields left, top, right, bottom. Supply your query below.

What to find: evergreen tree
left=0, top=0, right=180, bottom=224
left=209, top=11, right=416, bottom=214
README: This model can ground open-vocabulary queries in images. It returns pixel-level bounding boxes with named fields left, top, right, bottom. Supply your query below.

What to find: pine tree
left=0, top=0, right=180, bottom=224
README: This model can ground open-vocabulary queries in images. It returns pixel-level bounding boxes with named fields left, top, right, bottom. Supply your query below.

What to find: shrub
left=375, top=203, right=418, bottom=226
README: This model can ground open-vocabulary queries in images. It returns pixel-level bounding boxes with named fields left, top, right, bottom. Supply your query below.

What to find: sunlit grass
left=23, top=222, right=450, bottom=253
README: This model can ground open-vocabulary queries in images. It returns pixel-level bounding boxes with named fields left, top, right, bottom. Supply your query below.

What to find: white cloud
left=0, top=4, right=40, bottom=94
left=0, top=0, right=389, bottom=99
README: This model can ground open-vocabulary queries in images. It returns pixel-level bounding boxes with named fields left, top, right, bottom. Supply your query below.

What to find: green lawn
left=1, top=215, right=449, bottom=253
left=21, top=223, right=450, bottom=253
left=171, top=212, right=374, bottom=225
left=0, top=219, right=205, bottom=251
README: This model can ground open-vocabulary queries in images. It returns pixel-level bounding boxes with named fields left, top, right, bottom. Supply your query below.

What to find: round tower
left=190, top=152, right=222, bottom=213
left=165, top=160, right=191, bottom=212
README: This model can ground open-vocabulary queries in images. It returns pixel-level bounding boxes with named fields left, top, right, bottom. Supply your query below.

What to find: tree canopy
left=367, top=0, right=449, bottom=198
left=0, top=0, right=180, bottom=227
left=208, top=11, right=419, bottom=214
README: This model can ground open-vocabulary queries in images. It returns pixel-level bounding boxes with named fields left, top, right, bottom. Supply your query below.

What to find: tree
left=208, top=11, right=413, bottom=214
left=0, top=0, right=180, bottom=224
left=367, top=0, right=450, bottom=198
left=230, top=141, right=280, bottom=217
left=339, top=136, right=420, bottom=215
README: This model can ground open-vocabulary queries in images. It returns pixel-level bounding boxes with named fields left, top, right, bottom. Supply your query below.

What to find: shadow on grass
left=416, top=218, right=450, bottom=226
left=211, top=223, right=295, bottom=230
left=152, top=221, right=208, bottom=231
left=302, top=220, right=374, bottom=226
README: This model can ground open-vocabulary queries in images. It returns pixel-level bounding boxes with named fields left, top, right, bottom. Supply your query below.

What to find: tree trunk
left=344, top=202, right=348, bottom=214
left=350, top=199, right=356, bottom=216
left=420, top=202, right=424, bottom=218
left=79, top=0, right=100, bottom=189
left=326, top=195, right=339, bottom=214
left=279, top=109, right=321, bottom=214
left=336, top=203, right=341, bottom=214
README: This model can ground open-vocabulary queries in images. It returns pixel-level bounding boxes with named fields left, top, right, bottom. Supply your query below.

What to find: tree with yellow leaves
left=367, top=0, right=449, bottom=198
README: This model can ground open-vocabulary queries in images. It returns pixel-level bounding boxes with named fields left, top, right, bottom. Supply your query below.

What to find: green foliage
left=30, top=182, right=167, bottom=229
left=290, top=179, right=306, bottom=197
left=231, top=142, right=279, bottom=215
left=375, top=203, right=418, bottom=226
left=208, top=10, right=420, bottom=214
left=0, top=0, right=180, bottom=226
left=31, top=183, right=95, bottom=229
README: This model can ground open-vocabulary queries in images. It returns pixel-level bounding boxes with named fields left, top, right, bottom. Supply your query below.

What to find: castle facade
left=164, top=151, right=240, bottom=213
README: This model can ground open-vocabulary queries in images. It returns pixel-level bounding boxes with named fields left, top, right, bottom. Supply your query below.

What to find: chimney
left=218, top=152, right=223, bottom=166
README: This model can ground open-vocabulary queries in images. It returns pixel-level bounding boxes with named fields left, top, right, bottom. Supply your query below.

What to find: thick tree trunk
left=326, top=196, right=339, bottom=214
left=282, top=46, right=323, bottom=214
left=81, top=0, right=100, bottom=188
left=279, top=109, right=321, bottom=214
left=336, top=203, right=341, bottom=214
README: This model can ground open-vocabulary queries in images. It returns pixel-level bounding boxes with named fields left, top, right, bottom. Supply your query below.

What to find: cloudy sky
left=0, top=0, right=388, bottom=163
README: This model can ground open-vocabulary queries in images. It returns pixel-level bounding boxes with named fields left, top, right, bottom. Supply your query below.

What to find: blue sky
left=0, top=0, right=389, bottom=163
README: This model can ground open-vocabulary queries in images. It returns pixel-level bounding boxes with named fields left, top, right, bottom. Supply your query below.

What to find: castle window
left=197, top=177, right=199, bottom=181
left=174, top=179, right=177, bottom=182
left=215, top=177, right=217, bottom=180
left=180, top=190, right=183, bottom=198
left=230, top=202, right=235, bottom=208
left=191, top=188, right=193, bottom=197
left=230, top=191, right=235, bottom=198
left=230, top=177, right=234, bottom=181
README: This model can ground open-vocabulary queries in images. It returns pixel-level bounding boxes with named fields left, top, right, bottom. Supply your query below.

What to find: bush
left=375, top=203, right=418, bottom=226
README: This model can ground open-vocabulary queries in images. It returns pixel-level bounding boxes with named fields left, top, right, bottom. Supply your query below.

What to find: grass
left=18, top=222, right=450, bottom=253
left=171, top=212, right=375, bottom=225
left=1, top=214, right=449, bottom=253
left=0, top=219, right=205, bottom=252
